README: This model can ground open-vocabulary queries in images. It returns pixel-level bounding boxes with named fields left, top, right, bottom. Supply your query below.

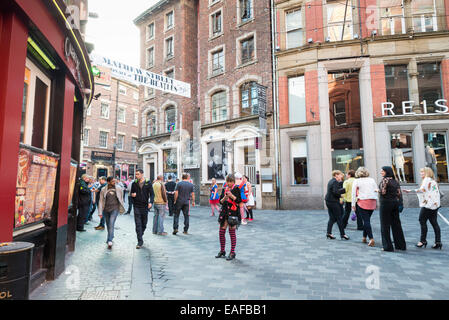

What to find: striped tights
left=219, top=228, right=237, bottom=254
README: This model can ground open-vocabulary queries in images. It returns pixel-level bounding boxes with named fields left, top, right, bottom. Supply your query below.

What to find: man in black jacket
left=131, top=169, right=154, bottom=248
left=165, top=175, right=177, bottom=216
left=77, top=174, right=92, bottom=232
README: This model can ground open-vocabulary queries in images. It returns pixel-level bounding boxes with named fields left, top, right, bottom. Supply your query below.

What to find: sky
left=85, top=0, right=159, bottom=66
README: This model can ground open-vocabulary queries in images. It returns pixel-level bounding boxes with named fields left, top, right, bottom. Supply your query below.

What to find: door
left=149, top=163, right=155, bottom=182
left=97, top=168, right=108, bottom=178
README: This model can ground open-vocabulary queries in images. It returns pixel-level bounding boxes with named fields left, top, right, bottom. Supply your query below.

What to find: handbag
left=351, top=211, right=357, bottom=221
left=227, top=215, right=239, bottom=226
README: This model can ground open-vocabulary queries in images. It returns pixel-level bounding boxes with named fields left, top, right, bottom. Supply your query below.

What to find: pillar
left=408, top=58, right=421, bottom=114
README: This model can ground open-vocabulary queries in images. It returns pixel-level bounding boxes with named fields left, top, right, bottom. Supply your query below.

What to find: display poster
left=15, top=146, right=59, bottom=229
left=68, top=161, right=78, bottom=205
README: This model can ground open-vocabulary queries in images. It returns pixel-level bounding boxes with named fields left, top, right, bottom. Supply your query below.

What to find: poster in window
left=68, top=161, right=78, bottom=206
left=207, top=141, right=228, bottom=180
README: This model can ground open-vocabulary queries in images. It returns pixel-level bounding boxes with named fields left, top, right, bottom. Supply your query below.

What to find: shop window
left=129, top=165, right=135, bottom=178
left=424, top=133, right=448, bottom=183
left=147, top=111, right=157, bottom=136
left=411, top=0, right=437, bottom=32
left=417, top=63, right=442, bottom=113
left=211, top=91, right=227, bottom=123
left=240, top=36, right=255, bottom=65
left=207, top=140, right=228, bottom=180
left=99, top=131, right=108, bottom=148
left=117, top=134, right=125, bottom=150
left=380, top=0, right=405, bottom=35
left=286, top=9, right=303, bottom=49
left=21, top=67, right=30, bottom=142
left=288, top=76, right=306, bottom=124
left=241, top=82, right=259, bottom=116
left=211, top=49, right=224, bottom=76
left=326, top=0, right=353, bottom=41
left=291, top=138, right=308, bottom=185
left=165, top=106, right=176, bottom=132
left=163, top=149, right=177, bottom=177
left=391, top=133, right=414, bottom=183
left=385, top=65, right=409, bottom=115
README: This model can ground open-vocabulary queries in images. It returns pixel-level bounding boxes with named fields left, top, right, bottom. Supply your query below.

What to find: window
left=417, top=63, right=442, bottom=113
left=384, top=65, right=409, bottom=115
left=239, top=0, right=252, bottom=23
left=333, top=101, right=346, bottom=126
left=165, top=68, right=174, bottom=79
left=165, top=106, right=176, bottom=132
left=119, top=85, right=127, bottom=95
left=133, top=91, right=139, bottom=100
left=147, top=112, right=157, bottom=136
left=99, top=131, right=108, bottom=148
left=240, top=36, right=255, bottom=65
left=144, top=87, right=155, bottom=99
left=211, top=91, right=227, bottom=123
left=166, top=37, right=174, bottom=58
left=240, top=82, right=259, bottom=116
left=380, top=0, right=405, bottom=35
left=286, top=9, right=303, bottom=49
left=132, top=137, right=138, bottom=152
left=163, top=149, right=177, bottom=176
left=212, top=49, right=224, bottom=75
left=100, top=102, right=110, bottom=119
left=211, top=10, right=222, bottom=36
left=83, top=128, right=89, bottom=146
left=146, top=47, right=154, bottom=68
left=291, top=138, right=308, bottom=185
left=86, top=104, right=91, bottom=116
left=118, top=106, right=126, bottom=123
left=146, top=22, right=154, bottom=40
left=117, top=134, right=125, bottom=150
left=424, top=133, right=448, bottom=183
left=133, top=111, right=138, bottom=126
left=288, top=76, right=306, bottom=124
left=326, top=0, right=353, bottom=41
left=411, top=0, right=437, bottom=32
left=391, top=133, right=414, bottom=183
left=166, top=11, right=174, bottom=30
left=207, top=140, right=228, bottom=180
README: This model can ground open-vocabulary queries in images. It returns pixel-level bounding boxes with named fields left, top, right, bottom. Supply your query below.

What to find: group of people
left=325, top=165, right=443, bottom=252
left=77, top=169, right=195, bottom=249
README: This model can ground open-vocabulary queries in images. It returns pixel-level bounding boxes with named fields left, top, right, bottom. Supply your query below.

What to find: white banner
left=90, top=54, right=191, bottom=98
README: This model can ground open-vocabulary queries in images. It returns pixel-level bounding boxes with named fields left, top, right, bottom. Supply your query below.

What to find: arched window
left=147, top=111, right=156, bottom=136
left=240, top=81, right=259, bottom=116
left=211, top=91, right=227, bottom=123
left=165, top=106, right=176, bottom=133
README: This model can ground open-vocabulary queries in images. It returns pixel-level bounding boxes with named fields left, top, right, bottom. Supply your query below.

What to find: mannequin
left=425, top=145, right=438, bottom=178
left=392, top=144, right=406, bottom=183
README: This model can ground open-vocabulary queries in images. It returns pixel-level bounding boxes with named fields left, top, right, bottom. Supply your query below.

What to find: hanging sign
left=90, top=54, right=191, bottom=98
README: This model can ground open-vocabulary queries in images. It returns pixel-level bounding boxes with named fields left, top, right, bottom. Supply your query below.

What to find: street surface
left=30, top=204, right=449, bottom=300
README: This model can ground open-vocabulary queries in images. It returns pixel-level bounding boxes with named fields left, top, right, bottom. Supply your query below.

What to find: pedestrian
left=209, top=178, right=220, bottom=216
left=342, top=170, right=356, bottom=229
left=378, top=166, right=406, bottom=252
left=125, top=175, right=134, bottom=215
left=165, top=175, right=177, bottom=216
left=87, top=178, right=100, bottom=222
left=98, top=177, right=126, bottom=249
left=404, top=167, right=442, bottom=249
left=351, top=167, right=378, bottom=247
left=243, top=175, right=255, bottom=221
left=216, top=174, right=242, bottom=261
left=130, top=169, right=155, bottom=249
left=152, top=175, right=168, bottom=236
left=94, top=176, right=108, bottom=230
left=234, top=172, right=249, bottom=225
left=76, top=174, right=92, bottom=232
left=173, top=173, right=195, bottom=235
left=325, top=170, right=350, bottom=240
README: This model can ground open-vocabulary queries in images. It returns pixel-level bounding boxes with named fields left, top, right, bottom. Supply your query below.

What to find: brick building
left=81, top=76, right=140, bottom=181
left=274, top=0, right=449, bottom=209
left=134, top=0, right=199, bottom=191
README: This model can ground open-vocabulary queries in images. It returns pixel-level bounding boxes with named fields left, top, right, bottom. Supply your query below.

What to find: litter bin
left=0, top=242, right=34, bottom=300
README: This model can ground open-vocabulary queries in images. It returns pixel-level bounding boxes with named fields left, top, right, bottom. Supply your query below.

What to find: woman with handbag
left=216, top=174, right=242, bottom=261
left=378, top=166, right=406, bottom=252
left=98, top=177, right=126, bottom=249
left=404, top=167, right=442, bottom=249
left=209, top=178, right=220, bottom=216
left=325, top=170, right=350, bottom=240
left=351, top=167, right=378, bottom=247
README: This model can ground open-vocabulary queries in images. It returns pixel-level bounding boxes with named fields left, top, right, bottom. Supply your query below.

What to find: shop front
left=0, top=0, right=93, bottom=290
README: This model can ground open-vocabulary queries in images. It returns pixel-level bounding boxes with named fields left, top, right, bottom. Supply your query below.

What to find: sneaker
left=183, top=231, right=188, bottom=235
left=95, top=225, right=105, bottom=230
left=76, top=228, right=86, bottom=232
left=158, top=232, right=168, bottom=236
left=248, top=219, right=253, bottom=222
left=107, top=241, right=113, bottom=249
left=136, top=242, right=143, bottom=249
left=241, top=219, right=247, bottom=225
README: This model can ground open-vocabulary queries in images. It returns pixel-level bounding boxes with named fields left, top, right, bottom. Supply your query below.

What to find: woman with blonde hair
left=404, top=167, right=442, bottom=249
left=351, top=167, right=378, bottom=247
left=325, top=170, right=350, bottom=240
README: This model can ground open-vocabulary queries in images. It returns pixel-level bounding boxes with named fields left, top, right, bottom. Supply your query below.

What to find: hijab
left=382, top=166, right=395, bottom=179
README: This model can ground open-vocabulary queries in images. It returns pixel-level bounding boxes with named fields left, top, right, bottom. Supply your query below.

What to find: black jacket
left=165, top=181, right=177, bottom=194
left=131, top=179, right=155, bottom=208
left=219, top=185, right=242, bottom=217
left=78, top=179, right=92, bottom=206
left=325, top=178, right=346, bottom=203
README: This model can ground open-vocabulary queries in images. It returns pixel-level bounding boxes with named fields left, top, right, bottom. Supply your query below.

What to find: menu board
left=15, top=146, right=59, bottom=229
left=68, top=161, right=78, bottom=205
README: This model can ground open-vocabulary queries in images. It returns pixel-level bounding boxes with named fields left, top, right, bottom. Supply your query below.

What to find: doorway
left=97, top=168, right=108, bottom=178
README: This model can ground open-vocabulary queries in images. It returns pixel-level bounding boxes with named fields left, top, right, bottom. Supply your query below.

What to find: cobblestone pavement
left=30, top=205, right=449, bottom=300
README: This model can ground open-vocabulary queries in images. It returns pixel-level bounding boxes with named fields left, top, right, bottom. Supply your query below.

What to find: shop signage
left=90, top=54, right=191, bottom=98
left=91, top=151, right=114, bottom=163
left=64, top=37, right=86, bottom=92
left=381, top=100, right=448, bottom=116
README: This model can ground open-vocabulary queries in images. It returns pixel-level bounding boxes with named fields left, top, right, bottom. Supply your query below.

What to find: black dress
left=325, top=178, right=346, bottom=236
left=218, top=185, right=242, bottom=228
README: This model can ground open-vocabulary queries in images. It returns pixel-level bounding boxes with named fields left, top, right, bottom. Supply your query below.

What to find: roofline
left=133, top=0, right=173, bottom=25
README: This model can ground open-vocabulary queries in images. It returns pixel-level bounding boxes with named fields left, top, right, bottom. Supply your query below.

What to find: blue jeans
left=104, top=209, right=119, bottom=242
left=153, top=204, right=166, bottom=234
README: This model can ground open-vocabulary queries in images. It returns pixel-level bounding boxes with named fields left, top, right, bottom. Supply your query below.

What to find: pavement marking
left=79, top=290, right=120, bottom=300
left=438, top=211, right=449, bottom=226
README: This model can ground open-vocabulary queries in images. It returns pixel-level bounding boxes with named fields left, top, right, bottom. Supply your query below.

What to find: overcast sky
left=86, top=0, right=159, bottom=66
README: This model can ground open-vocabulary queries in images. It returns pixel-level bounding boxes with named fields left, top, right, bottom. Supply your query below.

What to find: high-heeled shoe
left=368, top=239, right=375, bottom=247
left=341, top=235, right=350, bottom=240
left=432, top=243, right=442, bottom=250
left=215, top=251, right=226, bottom=258
left=226, top=253, right=236, bottom=261
left=416, top=241, right=427, bottom=248
left=326, top=234, right=336, bottom=240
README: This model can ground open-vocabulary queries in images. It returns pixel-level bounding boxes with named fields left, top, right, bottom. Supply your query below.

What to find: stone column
left=413, top=123, right=426, bottom=184
left=408, top=58, right=422, bottom=114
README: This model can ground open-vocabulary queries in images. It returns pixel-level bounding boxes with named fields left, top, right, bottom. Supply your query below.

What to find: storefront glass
left=328, top=71, right=364, bottom=173
left=291, top=138, right=308, bottom=184
left=424, top=133, right=448, bottom=183
left=163, top=148, right=177, bottom=180
left=207, top=140, right=228, bottom=180
left=390, top=133, right=414, bottom=183
left=385, top=65, right=409, bottom=115
left=417, top=63, right=442, bottom=113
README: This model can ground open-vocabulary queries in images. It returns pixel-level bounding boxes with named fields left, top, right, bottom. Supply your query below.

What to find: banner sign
left=91, top=151, right=114, bottom=163
left=90, top=54, right=191, bottom=98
